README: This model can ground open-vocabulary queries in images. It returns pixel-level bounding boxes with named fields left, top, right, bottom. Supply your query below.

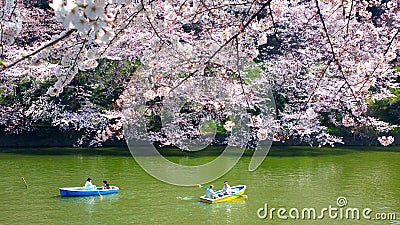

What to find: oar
left=196, top=184, right=206, bottom=189
left=96, top=188, right=103, bottom=200
left=232, top=193, right=248, bottom=199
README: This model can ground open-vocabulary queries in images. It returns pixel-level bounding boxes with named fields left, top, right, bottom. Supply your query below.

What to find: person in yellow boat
left=206, top=184, right=218, bottom=199
left=221, top=181, right=232, bottom=195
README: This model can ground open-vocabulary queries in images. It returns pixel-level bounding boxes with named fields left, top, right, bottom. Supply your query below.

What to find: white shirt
left=84, top=181, right=95, bottom=189
left=222, top=184, right=232, bottom=195
left=206, top=188, right=218, bottom=198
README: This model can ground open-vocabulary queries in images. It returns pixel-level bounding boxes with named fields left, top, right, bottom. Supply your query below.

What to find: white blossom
left=223, top=121, right=235, bottom=132
left=377, top=136, right=395, bottom=146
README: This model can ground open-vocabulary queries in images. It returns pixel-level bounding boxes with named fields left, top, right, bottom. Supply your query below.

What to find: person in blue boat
left=102, top=180, right=110, bottom=189
left=221, top=181, right=232, bottom=195
left=206, top=184, right=218, bottom=199
left=84, top=177, right=96, bottom=189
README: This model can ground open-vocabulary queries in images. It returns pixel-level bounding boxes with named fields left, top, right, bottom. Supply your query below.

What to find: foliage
left=0, top=58, right=135, bottom=146
left=0, top=0, right=399, bottom=147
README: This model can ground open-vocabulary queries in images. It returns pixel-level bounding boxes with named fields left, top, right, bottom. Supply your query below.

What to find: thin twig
left=0, top=0, right=17, bottom=56
left=171, top=1, right=273, bottom=91
left=145, top=14, right=166, bottom=45
left=315, top=0, right=358, bottom=101
left=100, top=3, right=145, bottom=57
left=345, top=0, right=354, bottom=36
left=240, top=0, right=256, bottom=27
left=234, top=36, right=251, bottom=110
left=60, top=40, right=87, bottom=88
left=383, top=29, right=399, bottom=56
left=207, top=1, right=272, bottom=64
left=294, top=60, right=332, bottom=124
left=356, top=29, right=399, bottom=94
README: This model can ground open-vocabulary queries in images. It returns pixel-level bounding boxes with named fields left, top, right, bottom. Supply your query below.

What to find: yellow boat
left=199, top=185, right=247, bottom=204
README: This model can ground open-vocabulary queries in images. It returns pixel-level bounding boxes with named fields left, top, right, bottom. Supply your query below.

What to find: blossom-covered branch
left=0, top=0, right=398, bottom=147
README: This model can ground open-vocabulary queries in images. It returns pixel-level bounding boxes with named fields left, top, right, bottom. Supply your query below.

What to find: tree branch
left=1, top=29, right=77, bottom=72
left=234, top=36, right=251, bottom=110
left=100, top=3, right=145, bottom=57
left=171, top=1, right=273, bottom=91
left=207, top=0, right=272, bottom=64
left=315, top=0, right=359, bottom=102
left=345, top=0, right=354, bottom=36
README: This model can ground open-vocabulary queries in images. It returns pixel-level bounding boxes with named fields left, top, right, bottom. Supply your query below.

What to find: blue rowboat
left=59, top=186, right=119, bottom=197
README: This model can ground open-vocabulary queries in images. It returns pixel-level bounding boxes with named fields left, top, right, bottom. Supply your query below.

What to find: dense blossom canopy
left=0, top=0, right=398, bottom=148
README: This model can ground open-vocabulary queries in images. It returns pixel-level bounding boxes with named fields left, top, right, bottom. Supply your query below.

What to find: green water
left=0, top=147, right=399, bottom=224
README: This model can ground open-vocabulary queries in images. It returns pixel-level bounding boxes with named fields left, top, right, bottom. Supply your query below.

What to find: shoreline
left=1, top=145, right=399, bottom=156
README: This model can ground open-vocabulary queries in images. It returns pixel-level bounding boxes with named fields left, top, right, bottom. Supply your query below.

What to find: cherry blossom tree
left=0, top=0, right=398, bottom=147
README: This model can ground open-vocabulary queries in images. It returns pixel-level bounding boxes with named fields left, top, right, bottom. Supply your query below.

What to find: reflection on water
left=0, top=148, right=399, bottom=224
left=176, top=196, right=193, bottom=201
left=59, top=195, right=119, bottom=205
left=193, top=199, right=248, bottom=225
left=59, top=195, right=120, bottom=214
